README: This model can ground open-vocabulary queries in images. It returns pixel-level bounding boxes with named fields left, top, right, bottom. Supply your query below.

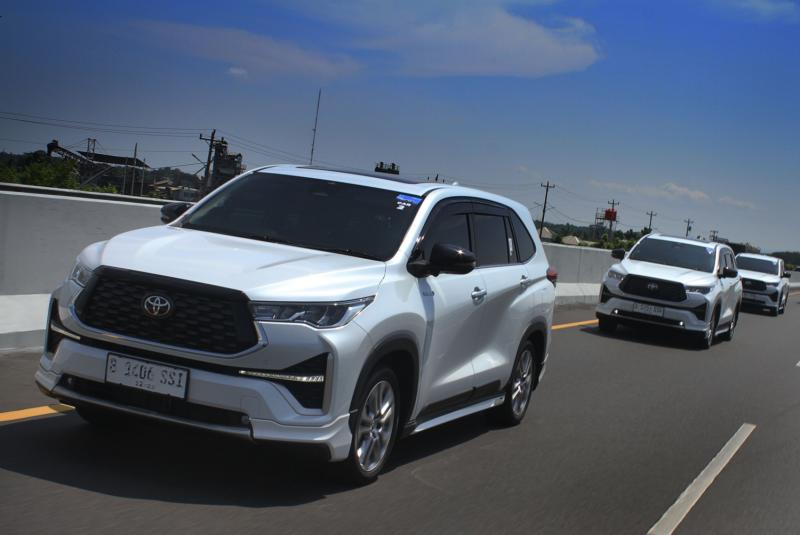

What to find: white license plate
left=632, top=302, right=664, bottom=317
left=105, top=354, right=188, bottom=398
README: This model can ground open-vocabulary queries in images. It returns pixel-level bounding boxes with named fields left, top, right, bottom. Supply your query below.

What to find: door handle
left=471, top=287, right=487, bottom=300
left=520, top=276, right=534, bottom=288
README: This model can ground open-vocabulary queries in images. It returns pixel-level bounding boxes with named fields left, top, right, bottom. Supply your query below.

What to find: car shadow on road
left=0, top=409, right=491, bottom=507
left=580, top=324, right=706, bottom=351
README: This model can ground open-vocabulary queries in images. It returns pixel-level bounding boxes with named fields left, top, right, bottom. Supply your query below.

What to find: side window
left=473, top=213, right=510, bottom=267
left=510, top=212, right=536, bottom=262
left=420, top=203, right=472, bottom=261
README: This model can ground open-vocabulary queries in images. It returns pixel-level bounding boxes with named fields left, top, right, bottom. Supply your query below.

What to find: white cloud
left=278, top=1, right=601, bottom=78
left=715, top=0, right=799, bottom=21
left=590, top=180, right=710, bottom=201
left=227, top=66, right=248, bottom=79
left=719, top=195, right=757, bottom=209
left=135, top=20, right=360, bottom=79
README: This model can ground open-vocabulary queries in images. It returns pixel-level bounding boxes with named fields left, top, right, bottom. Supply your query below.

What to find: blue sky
left=1, top=0, right=798, bottom=251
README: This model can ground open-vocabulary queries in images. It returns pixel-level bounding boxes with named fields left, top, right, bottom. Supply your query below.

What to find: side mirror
left=611, top=248, right=625, bottom=260
left=721, top=267, right=738, bottom=278
left=784, top=271, right=792, bottom=278
left=408, top=243, right=476, bottom=277
left=161, top=202, right=192, bottom=223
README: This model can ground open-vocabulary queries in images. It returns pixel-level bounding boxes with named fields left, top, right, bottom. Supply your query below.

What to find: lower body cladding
left=36, top=294, right=374, bottom=462
left=596, top=288, right=710, bottom=334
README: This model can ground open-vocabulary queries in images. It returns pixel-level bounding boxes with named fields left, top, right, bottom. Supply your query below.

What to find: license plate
left=743, top=291, right=757, bottom=298
left=632, top=302, right=664, bottom=317
left=105, top=354, right=188, bottom=398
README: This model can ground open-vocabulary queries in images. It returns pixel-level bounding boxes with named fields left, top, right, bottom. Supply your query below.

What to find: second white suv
left=596, top=234, right=742, bottom=349
left=736, top=253, right=791, bottom=316
left=34, top=165, right=556, bottom=483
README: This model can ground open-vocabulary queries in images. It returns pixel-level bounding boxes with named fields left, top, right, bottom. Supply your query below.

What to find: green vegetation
left=0, top=151, right=118, bottom=193
left=772, top=251, right=800, bottom=271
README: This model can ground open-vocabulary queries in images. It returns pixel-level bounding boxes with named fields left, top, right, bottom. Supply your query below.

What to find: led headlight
left=606, top=269, right=625, bottom=282
left=70, top=262, right=93, bottom=287
left=250, top=297, right=374, bottom=328
left=685, top=285, right=713, bottom=294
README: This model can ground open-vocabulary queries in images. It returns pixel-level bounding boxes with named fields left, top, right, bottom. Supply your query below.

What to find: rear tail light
left=547, top=267, right=558, bottom=287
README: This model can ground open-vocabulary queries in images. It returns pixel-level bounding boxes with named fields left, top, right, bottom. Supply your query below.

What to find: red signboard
left=604, top=209, right=617, bottom=222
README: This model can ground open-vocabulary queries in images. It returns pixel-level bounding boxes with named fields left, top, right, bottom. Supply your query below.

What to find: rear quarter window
left=510, top=212, right=536, bottom=262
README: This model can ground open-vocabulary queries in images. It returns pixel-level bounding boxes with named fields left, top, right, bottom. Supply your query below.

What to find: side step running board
left=411, top=395, right=505, bottom=435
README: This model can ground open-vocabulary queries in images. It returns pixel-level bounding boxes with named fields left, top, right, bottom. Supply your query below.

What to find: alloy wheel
left=355, top=380, right=395, bottom=473
left=511, top=349, right=534, bottom=417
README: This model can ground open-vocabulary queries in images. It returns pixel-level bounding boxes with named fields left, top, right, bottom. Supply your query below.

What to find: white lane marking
left=647, top=423, right=756, bottom=535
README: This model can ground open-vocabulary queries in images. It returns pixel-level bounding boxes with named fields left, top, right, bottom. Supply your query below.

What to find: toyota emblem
left=142, top=294, right=173, bottom=318
left=647, top=282, right=659, bottom=292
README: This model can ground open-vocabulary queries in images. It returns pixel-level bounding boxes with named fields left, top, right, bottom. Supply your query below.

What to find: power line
left=0, top=111, right=206, bottom=131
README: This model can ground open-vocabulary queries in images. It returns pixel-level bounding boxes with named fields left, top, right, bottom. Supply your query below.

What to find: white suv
left=35, top=165, right=555, bottom=483
left=736, top=253, right=791, bottom=316
left=596, top=234, right=742, bottom=349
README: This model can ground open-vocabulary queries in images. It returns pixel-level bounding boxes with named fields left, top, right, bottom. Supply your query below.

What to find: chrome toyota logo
left=647, top=282, right=659, bottom=292
left=142, top=294, right=172, bottom=318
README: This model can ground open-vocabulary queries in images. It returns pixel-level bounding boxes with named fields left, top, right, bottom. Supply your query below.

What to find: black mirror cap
left=611, top=248, right=625, bottom=260
left=160, top=202, right=192, bottom=224
left=430, top=243, right=476, bottom=276
left=721, top=267, right=738, bottom=278
left=784, top=271, right=792, bottom=278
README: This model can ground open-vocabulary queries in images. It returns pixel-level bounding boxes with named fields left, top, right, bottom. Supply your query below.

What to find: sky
left=1, top=0, right=798, bottom=251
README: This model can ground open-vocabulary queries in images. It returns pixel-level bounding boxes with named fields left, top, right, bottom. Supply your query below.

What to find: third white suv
left=736, top=253, right=791, bottom=316
left=596, top=234, right=742, bottom=349
left=34, top=165, right=555, bottom=483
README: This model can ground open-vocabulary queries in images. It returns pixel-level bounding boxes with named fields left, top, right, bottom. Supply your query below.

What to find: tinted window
left=421, top=206, right=471, bottom=260
left=629, top=237, right=716, bottom=272
left=473, top=214, right=510, bottom=266
left=182, top=172, right=422, bottom=261
left=736, top=256, right=780, bottom=275
left=510, top=213, right=536, bottom=262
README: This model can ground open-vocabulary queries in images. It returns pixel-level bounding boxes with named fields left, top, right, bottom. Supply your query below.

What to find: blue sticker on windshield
left=396, top=194, right=422, bottom=205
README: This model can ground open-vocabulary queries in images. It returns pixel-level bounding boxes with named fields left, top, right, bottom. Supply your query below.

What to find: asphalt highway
left=1, top=298, right=799, bottom=534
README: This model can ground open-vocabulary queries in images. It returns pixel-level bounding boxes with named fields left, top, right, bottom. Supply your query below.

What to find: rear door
left=469, top=202, right=534, bottom=393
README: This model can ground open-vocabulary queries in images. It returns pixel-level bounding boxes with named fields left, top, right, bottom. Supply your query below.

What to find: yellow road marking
left=0, top=403, right=73, bottom=423
left=552, top=319, right=598, bottom=331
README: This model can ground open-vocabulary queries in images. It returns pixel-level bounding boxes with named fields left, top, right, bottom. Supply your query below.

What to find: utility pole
left=608, top=199, right=619, bottom=236
left=539, top=181, right=555, bottom=238
left=310, top=88, right=321, bottom=165
left=86, top=138, right=96, bottom=154
left=200, top=129, right=216, bottom=193
left=709, top=229, right=719, bottom=242
left=131, top=143, right=138, bottom=195
left=684, top=218, right=694, bottom=238
left=646, top=211, right=657, bottom=232
left=140, top=158, right=146, bottom=196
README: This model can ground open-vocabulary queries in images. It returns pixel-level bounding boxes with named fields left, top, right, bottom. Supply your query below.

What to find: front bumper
left=741, top=290, right=779, bottom=310
left=596, top=290, right=710, bottom=333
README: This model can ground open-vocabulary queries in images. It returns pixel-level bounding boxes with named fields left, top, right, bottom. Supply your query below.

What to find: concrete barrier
left=542, top=243, right=614, bottom=305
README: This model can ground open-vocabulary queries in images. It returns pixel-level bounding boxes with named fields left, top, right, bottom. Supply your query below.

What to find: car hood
left=736, top=269, right=780, bottom=284
left=88, top=226, right=387, bottom=301
left=617, top=259, right=718, bottom=286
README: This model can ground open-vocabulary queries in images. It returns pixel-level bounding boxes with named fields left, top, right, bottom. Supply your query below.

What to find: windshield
left=736, top=256, right=779, bottom=275
left=628, top=237, right=716, bottom=272
left=181, top=172, right=423, bottom=261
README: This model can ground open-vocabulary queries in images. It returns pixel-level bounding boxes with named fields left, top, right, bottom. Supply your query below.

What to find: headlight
left=250, top=297, right=374, bottom=328
left=70, top=262, right=93, bottom=287
left=686, top=285, right=713, bottom=294
left=606, top=270, right=625, bottom=281
left=766, top=282, right=779, bottom=287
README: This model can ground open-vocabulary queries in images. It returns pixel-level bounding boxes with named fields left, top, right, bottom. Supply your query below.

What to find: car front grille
left=619, top=275, right=687, bottom=302
left=75, top=266, right=258, bottom=355
left=742, top=278, right=767, bottom=292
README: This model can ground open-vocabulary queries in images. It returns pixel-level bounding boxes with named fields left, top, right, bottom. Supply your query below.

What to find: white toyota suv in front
left=736, top=253, right=791, bottom=316
left=596, top=234, right=742, bottom=349
left=35, top=165, right=555, bottom=483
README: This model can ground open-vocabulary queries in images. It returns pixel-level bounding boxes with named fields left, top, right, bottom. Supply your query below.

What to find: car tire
left=720, top=307, right=738, bottom=342
left=492, top=340, right=538, bottom=427
left=598, top=316, right=617, bottom=334
left=770, top=306, right=780, bottom=317
left=779, top=292, right=787, bottom=315
left=75, top=405, right=125, bottom=428
left=697, top=307, right=718, bottom=349
left=342, top=367, right=400, bottom=485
